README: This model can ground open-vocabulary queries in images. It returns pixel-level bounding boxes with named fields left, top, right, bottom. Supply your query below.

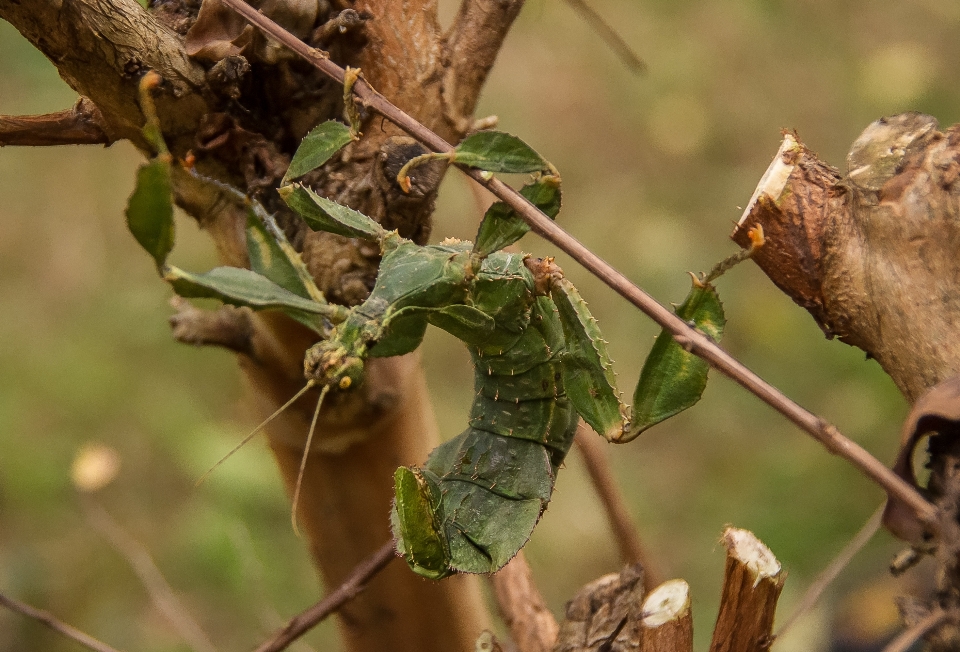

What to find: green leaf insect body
left=124, top=117, right=728, bottom=580
left=283, top=186, right=724, bottom=579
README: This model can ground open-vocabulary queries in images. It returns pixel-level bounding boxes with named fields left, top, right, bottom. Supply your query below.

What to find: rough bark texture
left=552, top=564, right=646, bottom=652
left=734, top=113, right=960, bottom=403
left=708, top=528, right=783, bottom=652
left=0, top=1, right=525, bottom=650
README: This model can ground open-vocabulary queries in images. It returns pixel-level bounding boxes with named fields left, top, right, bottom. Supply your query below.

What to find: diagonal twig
left=0, top=591, right=126, bottom=652
left=218, top=0, right=936, bottom=527
left=574, top=423, right=662, bottom=591
left=881, top=609, right=949, bottom=652
left=560, top=0, right=646, bottom=74
left=83, top=501, right=217, bottom=652
left=775, top=504, right=884, bottom=641
left=253, top=541, right=397, bottom=652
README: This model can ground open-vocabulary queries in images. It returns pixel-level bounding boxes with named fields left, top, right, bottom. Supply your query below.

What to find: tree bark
left=734, top=113, right=960, bottom=403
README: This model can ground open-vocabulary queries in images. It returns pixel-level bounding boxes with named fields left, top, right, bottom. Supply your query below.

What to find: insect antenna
left=291, top=384, right=330, bottom=536
left=196, top=380, right=318, bottom=487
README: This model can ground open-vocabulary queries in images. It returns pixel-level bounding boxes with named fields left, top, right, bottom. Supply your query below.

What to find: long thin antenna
left=196, top=380, right=317, bottom=486
left=292, top=384, right=330, bottom=535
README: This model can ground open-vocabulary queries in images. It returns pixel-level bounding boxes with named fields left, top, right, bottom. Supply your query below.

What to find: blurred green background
left=2, top=1, right=959, bottom=650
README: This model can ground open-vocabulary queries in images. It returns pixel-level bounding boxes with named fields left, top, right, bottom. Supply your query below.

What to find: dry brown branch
left=83, top=501, right=217, bottom=652
left=220, top=0, right=936, bottom=527
left=0, top=97, right=112, bottom=146
left=491, top=551, right=559, bottom=652
left=560, top=0, right=646, bottom=74
left=441, top=0, right=525, bottom=132
left=639, top=579, right=693, bottom=652
left=882, top=609, right=949, bottom=652
left=169, top=296, right=255, bottom=355
left=775, top=505, right=883, bottom=640
left=708, top=527, right=784, bottom=652
left=734, top=116, right=960, bottom=403
left=0, top=0, right=207, bottom=150
left=254, top=541, right=396, bottom=652
left=574, top=424, right=662, bottom=590
left=552, top=564, right=645, bottom=652
left=0, top=591, right=126, bottom=652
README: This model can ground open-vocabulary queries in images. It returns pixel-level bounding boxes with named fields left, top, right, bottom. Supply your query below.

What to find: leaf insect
left=126, top=77, right=754, bottom=578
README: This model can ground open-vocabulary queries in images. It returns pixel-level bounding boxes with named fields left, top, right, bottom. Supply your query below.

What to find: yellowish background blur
left=3, top=1, right=960, bottom=650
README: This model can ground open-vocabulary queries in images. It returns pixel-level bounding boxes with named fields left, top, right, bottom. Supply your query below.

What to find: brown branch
left=441, top=0, right=525, bottom=132
left=0, top=97, right=113, bottom=147
left=775, top=504, right=883, bottom=641
left=560, top=0, right=646, bottom=74
left=169, top=296, right=255, bottom=355
left=0, top=591, right=126, bottom=652
left=574, top=424, right=662, bottom=590
left=881, top=610, right=949, bottom=652
left=83, top=501, right=217, bottom=652
left=639, top=579, right=693, bottom=652
left=490, top=552, right=559, bottom=652
left=708, top=528, right=784, bottom=652
left=253, top=541, right=396, bottom=652
left=220, top=0, right=937, bottom=530
left=0, top=0, right=208, bottom=150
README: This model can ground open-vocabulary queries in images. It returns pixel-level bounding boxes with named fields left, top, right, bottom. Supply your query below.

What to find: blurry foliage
left=3, top=0, right=960, bottom=650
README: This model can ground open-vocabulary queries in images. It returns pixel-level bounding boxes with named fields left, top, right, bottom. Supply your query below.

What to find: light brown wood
left=708, top=528, right=784, bottom=652
left=640, top=579, right=692, bottom=652
left=491, top=551, right=559, bottom=652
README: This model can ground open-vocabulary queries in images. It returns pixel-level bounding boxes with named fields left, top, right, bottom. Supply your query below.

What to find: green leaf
left=126, top=157, right=175, bottom=270
left=552, top=278, right=625, bottom=441
left=473, top=174, right=561, bottom=257
left=245, top=205, right=326, bottom=304
left=278, top=184, right=384, bottom=241
left=164, top=265, right=330, bottom=333
left=282, top=121, right=353, bottom=185
left=623, top=282, right=725, bottom=442
left=453, top=131, right=548, bottom=174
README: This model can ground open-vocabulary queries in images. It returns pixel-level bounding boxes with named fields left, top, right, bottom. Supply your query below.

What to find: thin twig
left=0, top=591, right=126, bottom=652
left=253, top=541, right=397, bottom=652
left=880, top=610, right=949, bottom=652
left=775, top=504, right=884, bottom=641
left=561, top=0, right=646, bottom=74
left=574, top=423, right=662, bottom=590
left=83, top=501, right=217, bottom=652
left=0, top=97, right=112, bottom=147
left=219, top=0, right=937, bottom=527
